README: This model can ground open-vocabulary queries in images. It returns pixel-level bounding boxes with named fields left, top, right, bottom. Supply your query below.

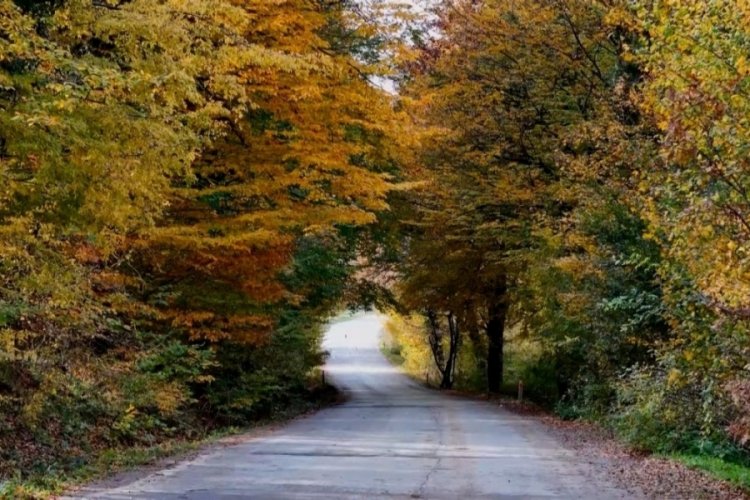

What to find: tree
left=0, top=0, right=408, bottom=478
left=399, top=0, right=632, bottom=393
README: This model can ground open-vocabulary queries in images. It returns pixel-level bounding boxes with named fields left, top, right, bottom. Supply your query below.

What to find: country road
left=70, top=312, right=636, bottom=499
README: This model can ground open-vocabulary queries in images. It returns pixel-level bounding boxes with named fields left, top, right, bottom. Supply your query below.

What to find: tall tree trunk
left=426, top=309, right=445, bottom=385
left=486, top=286, right=508, bottom=394
left=440, top=312, right=460, bottom=389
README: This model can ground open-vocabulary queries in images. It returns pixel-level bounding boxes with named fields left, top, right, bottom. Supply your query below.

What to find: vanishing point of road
left=70, top=312, right=636, bottom=499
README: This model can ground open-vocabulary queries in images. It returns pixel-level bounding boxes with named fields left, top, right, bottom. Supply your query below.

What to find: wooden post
left=518, top=379, right=524, bottom=401
left=321, top=370, right=326, bottom=385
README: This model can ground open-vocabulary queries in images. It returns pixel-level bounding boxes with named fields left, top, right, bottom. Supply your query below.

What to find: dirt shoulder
left=494, top=398, right=750, bottom=500
left=383, top=339, right=749, bottom=500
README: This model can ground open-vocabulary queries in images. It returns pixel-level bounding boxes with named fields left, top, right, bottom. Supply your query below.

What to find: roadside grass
left=670, top=454, right=750, bottom=491
left=1, top=387, right=339, bottom=500
left=380, top=340, right=405, bottom=366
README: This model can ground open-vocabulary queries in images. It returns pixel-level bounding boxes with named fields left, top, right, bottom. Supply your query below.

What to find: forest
left=1, top=0, right=749, bottom=494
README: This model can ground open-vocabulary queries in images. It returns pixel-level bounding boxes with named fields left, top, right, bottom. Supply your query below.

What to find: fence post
left=518, top=379, right=524, bottom=401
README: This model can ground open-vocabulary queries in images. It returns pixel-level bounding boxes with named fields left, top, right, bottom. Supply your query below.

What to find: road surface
left=71, top=312, right=635, bottom=499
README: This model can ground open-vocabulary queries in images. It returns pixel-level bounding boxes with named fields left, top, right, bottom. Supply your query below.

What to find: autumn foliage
left=393, top=0, right=750, bottom=465
left=0, top=0, right=404, bottom=483
left=3, top=0, right=750, bottom=489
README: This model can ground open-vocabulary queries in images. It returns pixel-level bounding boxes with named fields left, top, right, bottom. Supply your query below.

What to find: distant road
left=71, top=312, right=635, bottom=499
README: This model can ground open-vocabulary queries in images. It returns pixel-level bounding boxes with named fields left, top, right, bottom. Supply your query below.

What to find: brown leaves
left=726, top=379, right=750, bottom=447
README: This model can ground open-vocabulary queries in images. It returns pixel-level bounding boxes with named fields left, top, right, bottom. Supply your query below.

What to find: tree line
left=0, top=0, right=405, bottom=483
left=391, top=0, right=750, bottom=462
left=2, top=0, right=750, bottom=489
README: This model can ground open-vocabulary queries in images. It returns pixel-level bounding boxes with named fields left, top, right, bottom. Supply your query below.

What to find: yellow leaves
left=0, top=0, right=403, bottom=353
left=21, top=112, right=61, bottom=129
left=112, top=404, right=139, bottom=434
left=390, top=181, right=427, bottom=192
left=656, top=117, right=670, bottom=132
left=667, top=368, right=683, bottom=387
left=153, top=383, right=187, bottom=416
left=151, top=226, right=285, bottom=251
left=604, top=5, right=639, bottom=31
left=632, top=0, right=750, bottom=316
left=0, top=0, right=410, bottom=468
left=698, top=225, right=714, bottom=239
left=737, top=56, right=750, bottom=76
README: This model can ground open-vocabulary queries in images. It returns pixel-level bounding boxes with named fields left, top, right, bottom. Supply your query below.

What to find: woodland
left=1, top=0, right=749, bottom=494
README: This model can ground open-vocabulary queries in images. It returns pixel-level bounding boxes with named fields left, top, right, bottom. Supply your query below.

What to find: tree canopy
left=2, top=0, right=750, bottom=489
left=390, top=0, right=750, bottom=461
left=0, top=0, right=408, bottom=480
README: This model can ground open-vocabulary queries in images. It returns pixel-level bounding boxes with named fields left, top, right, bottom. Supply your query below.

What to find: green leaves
left=0, top=0, right=407, bottom=481
left=396, top=0, right=750, bottom=459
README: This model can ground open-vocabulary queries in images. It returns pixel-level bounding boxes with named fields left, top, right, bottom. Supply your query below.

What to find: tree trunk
left=426, top=309, right=445, bottom=383
left=486, top=288, right=508, bottom=394
left=440, top=352, right=454, bottom=389
left=440, top=312, right=461, bottom=389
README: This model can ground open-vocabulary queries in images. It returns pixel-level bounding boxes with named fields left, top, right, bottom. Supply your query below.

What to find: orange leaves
left=71, top=243, right=103, bottom=266
left=130, top=0, right=407, bottom=343
left=726, top=379, right=750, bottom=446
left=0, top=0, right=404, bottom=348
left=0, top=0, right=410, bottom=476
left=168, top=310, right=275, bottom=344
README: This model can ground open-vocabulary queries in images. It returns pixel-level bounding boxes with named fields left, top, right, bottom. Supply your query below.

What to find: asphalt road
left=71, top=312, right=635, bottom=499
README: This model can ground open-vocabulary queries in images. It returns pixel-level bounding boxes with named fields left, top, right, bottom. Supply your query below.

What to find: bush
left=611, top=362, right=742, bottom=457
left=556, top=378, right=615, bottom=421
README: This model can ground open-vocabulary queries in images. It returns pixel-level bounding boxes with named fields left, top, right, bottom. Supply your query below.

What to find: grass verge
left=670, top=454, right=750, bottom=491
left=380, top=341, right=405, bottom=366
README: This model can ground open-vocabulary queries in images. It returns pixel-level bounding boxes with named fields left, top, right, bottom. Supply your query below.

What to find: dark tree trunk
left=427, top=309, right=461, bottom=390
left=486, top=287, right=508, bottom=394
left=426, top=309, right=445, bottom=378
left=440, top=352, right=454, bottom=389
left=440, top=312, right=460, bottom=389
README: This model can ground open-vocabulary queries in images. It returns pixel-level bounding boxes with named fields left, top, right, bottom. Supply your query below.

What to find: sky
left=359, top=0, right=438, bottom=94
